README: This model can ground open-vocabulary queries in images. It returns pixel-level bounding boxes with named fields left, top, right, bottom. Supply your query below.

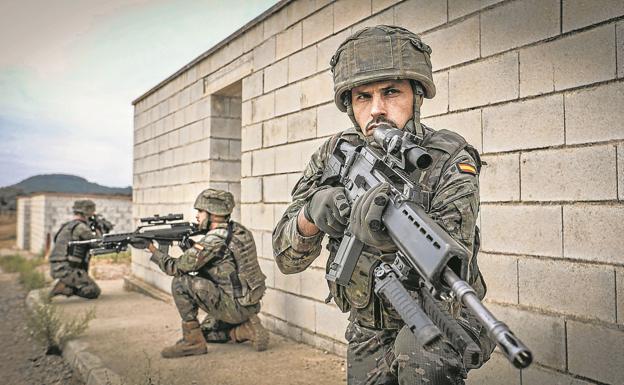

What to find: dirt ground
left=0, top=214, right=16, bottom=249
left=0, top=268, right=83, bottom=385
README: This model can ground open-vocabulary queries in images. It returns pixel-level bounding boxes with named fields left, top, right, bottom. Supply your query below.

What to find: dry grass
left=0, top=214, right=16, bottom=248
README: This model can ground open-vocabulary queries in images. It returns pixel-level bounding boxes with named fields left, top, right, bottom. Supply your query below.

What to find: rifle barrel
left=443, top=268, right=533, bottom=369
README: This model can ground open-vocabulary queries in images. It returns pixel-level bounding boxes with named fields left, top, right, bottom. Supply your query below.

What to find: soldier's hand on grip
left=350, top=182, right=396, bottom=252
left=304, top=187, right=351, bottom=237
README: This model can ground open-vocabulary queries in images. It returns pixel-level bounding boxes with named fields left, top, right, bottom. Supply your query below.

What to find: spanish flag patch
left=457, top=162, right=477, bottom=175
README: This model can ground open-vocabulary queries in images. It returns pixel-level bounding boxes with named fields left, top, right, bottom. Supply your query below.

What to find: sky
left=0, top=0, right=277, bottom=188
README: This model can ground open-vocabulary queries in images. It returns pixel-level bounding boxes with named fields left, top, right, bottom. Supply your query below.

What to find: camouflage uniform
left=49, top=201, right=101, bottom=299
left=272, top=25, right=493, bottom=385
left=150, top=220, right=266, bottom=341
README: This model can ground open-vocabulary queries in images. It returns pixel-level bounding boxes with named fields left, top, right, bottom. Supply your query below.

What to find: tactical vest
left=203, top=221, right=266, bottom=307
left=324, top=126, right=486, bottom=329
left=49, top=220, right=90, bottom=266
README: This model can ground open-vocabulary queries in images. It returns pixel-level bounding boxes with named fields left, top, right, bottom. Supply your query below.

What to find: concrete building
left=131, top=1, right=624, bottom=383
left=16, top=193, right=133, bottom=255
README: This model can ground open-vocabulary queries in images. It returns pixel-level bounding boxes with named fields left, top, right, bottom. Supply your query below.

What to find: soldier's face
left=351, top=79, right=414, bottom=136
left=196, top=210, right=208, bottom=224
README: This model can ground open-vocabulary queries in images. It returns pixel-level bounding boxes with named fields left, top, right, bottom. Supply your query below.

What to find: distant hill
left=0, top=174, right=131, bottom=213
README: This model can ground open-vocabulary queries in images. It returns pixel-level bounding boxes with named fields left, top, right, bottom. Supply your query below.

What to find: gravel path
left=0, top=269, right=83, bottom=385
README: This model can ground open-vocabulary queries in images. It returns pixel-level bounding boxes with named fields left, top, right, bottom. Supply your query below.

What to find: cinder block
left=617, top=268, right=623, bottom=324
left=263, top=174, right=291, bottom=203
left=258, top=258, right=275, bottom=288
left=273, top=203, right=288, bottom=229
left=565, top=81, right=624, bottom=144
left=286, top=0, right=316, bottom=26
left=285, top=293, right=316, bottom=331
left=274, top=142, right=305, bottom=174
left=481, top=0, right=559, bottom=57
left=620, top=143, right=624, bottom=200
left=276, top=22, right=302, bottom=60
left=483, top=94, right=564, bottom=152
left=465, top=353, right=520, bottom=385
left=522, top=366, right=593, bottom=385
left=274, top=265, right=301, bottom=294
left=448, top=0, right=502, bottom=20
left=300, top=71, right=333, bottom=108
left=519, top=258, right=615, bottom=322
left=243, top=22, right=263, bottom=53
left=252, top=148, right=276, bottom=176
left=262, top=288, right=288, bottom=320
left=421, top=71, right=449, bottom=118
left=422, top=16, right=479, bottom=71
left=334, top=0, right=371, bottom=33
left=252, top=93, right=275, bottom=123
left=241, top=100, right=252, bottom=126
left=479, top=153, right=520, bottom=202
left=618, top=22, right=623, bottom=78
left=519, top=25, right=616, bottom=97
left=568, top=320, right=624, bottom=384
left=210, top=117, right=242, bottom=140
left=302, top=5, right=334, bottom=47
left=315, top=302, right=349, bottom=341
left=372, top=0, right=400, bottom=14
left=275, top=83, right=302, bottom=116
left=241, top=152, right=251, bottom=177
left=287, top=108, right=317, bottom=142
left=449, top=52, right=519, bottom=111
left=253, top=37, right=276, bottom=71
left=264, top=58, right=288, bottom=92
left=288, top=45, right=318, bottom=83
left=241, top=177, right=262, bottom=203
left=210, top=160, right=240, bottom=182
left=263, top=7, right=288, bottom=40
left=249, top=203, right=275, bottom=231
left=394, top=0, right=447, bottom=34
left=521, top=145, right=617, bottom=201
left=350, top=7, right=394, bottom=32
left=480, top=204, right=562, bottom=256
left=317, top=102, right=353, bottom=138
left=316, top=30, right=350, bottom=72
left=421, top=108, right=482, bottom=152
left=564, top=204, right=624, bottom=265
left=263, top=116, right=288, bottom=147
left=242, top=71, right=263, bottom=101
left=241, top=123, right=263, bottom=152
left=261, top=231, right=272, bottom=260
left=477, top=252, right=518, bottom=304
left=486, top=303, right=566, bottom=369
left=563, top=0, right=624, bottom=32
left=301, top=268, right=330, bottom=302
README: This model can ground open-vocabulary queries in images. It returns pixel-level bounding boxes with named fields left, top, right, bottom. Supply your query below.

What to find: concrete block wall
left=18, top=193, right=132, bottom=255
left=132, top=0, right=624, bottom=382
left=16, top=196, right=31, bottom=250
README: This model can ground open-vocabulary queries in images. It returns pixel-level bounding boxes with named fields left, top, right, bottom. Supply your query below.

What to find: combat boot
left=49, top=280, right=73, bottom=298
left=161, top=320, right=207, bottom=359
left=229, top=314, right=269, bottom=351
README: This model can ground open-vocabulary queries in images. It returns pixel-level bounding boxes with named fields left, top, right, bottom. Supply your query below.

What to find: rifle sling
left=219, top=221, right=244, bottom=298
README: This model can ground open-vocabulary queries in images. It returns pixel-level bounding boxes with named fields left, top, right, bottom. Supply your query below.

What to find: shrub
left=0, top=254, right=46, bottom=290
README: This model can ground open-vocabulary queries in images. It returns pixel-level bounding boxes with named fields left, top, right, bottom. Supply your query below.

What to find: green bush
left=27, top=295, right=96, bottom=355
left=0, top=254, right=46, bottom=290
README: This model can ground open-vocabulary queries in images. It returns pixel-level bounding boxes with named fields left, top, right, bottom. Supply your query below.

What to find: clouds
left=0, top=0, right=276, bottom=187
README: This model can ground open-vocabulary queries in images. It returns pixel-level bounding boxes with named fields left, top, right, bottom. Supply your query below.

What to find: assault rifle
left=69, top=213, right=204, bottom=256
left=320, top=124, right=532, bottom=369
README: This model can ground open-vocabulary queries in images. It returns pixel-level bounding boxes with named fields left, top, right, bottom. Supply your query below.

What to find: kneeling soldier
left=134, top=189, right=268, bottom=358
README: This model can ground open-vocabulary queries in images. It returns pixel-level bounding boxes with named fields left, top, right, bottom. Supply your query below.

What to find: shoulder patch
left=457, top=162, right=477, bottom=175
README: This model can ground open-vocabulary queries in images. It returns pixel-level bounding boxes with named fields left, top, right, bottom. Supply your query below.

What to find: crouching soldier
left=133, top=189, right=268, bottom=358
left=49, top=200, right=102, bottom=299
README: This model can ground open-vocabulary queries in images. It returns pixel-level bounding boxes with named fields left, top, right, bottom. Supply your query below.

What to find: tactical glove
left=129, top=237, right=151, bottom=249
left=350, top=182, right=397, bottom=252
left=304, top=187, right=351, bottom=238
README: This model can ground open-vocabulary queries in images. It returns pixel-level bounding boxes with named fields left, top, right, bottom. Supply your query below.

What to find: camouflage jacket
left=273, top=126, right=484, bottom=329
left=49, top=219, right=98, bottom=266
left=151, top=221, right=266, bottom=306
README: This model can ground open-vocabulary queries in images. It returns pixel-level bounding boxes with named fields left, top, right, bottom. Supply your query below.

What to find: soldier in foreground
left=273, top=25, right=495, bottom=384
left=49, top=200, right=102, bottom=299
left=133, top=189, right=268, bottom=358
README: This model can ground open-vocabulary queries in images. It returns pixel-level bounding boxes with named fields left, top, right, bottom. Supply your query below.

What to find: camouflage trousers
left=345, top=315, right=494, bottom=385
left=50, top=262, right=101, bottom=299
left=171, top=274, right=260, bottom=342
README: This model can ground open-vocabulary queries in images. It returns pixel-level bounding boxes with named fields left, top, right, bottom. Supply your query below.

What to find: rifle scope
left=140, top=213, right=183, bottom=223
left=373, top=124, right=433, bottom=170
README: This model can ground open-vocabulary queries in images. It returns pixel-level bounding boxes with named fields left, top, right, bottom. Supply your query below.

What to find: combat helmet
left=194, top=189, right=235, bottom=216
left=330, top=25, right=435, bottom=133
left=72, top=200, right=96, bottom=217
